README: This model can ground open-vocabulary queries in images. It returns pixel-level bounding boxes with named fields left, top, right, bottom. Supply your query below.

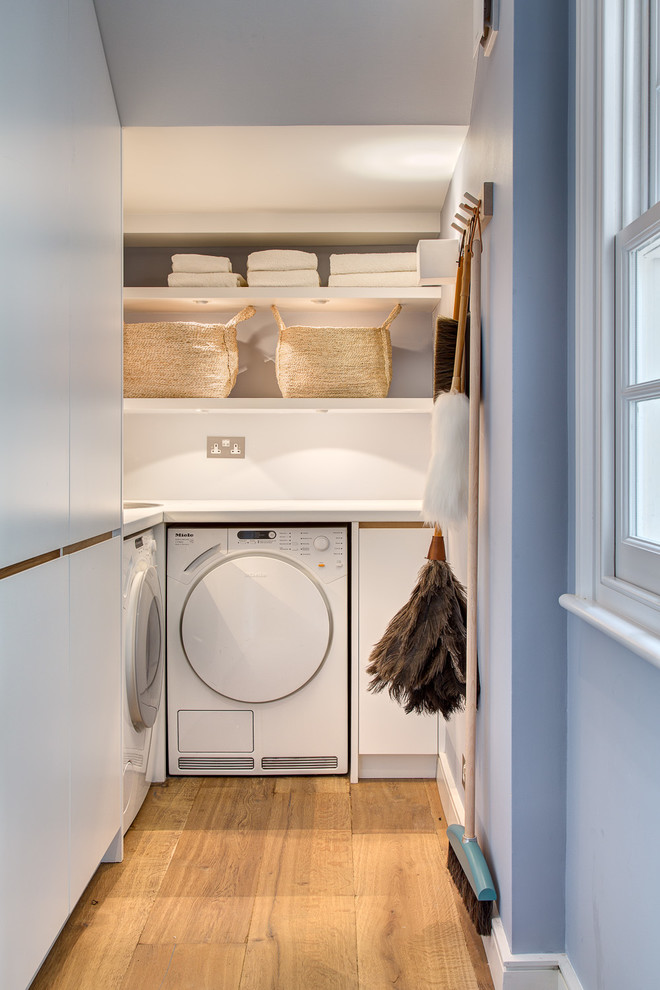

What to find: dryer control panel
left=228, top=527, right=347, bottom=581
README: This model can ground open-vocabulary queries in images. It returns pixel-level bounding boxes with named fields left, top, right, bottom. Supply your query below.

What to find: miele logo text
left=176, top=532, right=194, bottom=537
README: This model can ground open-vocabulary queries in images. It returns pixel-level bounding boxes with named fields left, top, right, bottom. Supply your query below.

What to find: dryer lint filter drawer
left=178, top=710, right=254, bottom=752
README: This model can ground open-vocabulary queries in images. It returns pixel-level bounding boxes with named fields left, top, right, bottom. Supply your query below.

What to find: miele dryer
left=167, top=526, right=348, bottom=775
left=122, top=528, right=165, bottom=832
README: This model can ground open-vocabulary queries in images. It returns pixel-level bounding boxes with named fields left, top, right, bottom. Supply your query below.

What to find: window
left=568, top=0, right=660, bottom=652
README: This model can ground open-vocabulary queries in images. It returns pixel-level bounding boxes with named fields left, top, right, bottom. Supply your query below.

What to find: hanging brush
left=445, top=205, right=497, bottom=936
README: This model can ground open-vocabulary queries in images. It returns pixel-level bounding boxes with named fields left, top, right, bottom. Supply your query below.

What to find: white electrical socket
left=207, top=436, right=245, bottom=458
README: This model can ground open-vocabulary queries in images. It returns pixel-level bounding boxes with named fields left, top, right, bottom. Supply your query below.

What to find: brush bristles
left=447, top=843, right=493, bottom=936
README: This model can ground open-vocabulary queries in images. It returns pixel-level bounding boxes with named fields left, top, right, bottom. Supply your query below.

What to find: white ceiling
left=93, top=0, right=476, bottom=233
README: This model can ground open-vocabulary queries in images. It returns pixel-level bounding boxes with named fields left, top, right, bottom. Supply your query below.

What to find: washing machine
left=122, top=527, right=165, bottom=832
left=167, top=525, right=349, bottom=775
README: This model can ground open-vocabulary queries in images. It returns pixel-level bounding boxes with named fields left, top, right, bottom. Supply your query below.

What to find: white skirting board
left=358, top=754, right=437, bottom=778
left=435, top=756, right=585, bottom=990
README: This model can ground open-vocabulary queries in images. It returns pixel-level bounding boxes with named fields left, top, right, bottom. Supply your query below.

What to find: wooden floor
left=32, top=777, right=494, bottom=989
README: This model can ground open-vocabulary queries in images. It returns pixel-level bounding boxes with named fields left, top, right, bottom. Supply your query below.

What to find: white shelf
left=123, top=397, right=433, bottom=413
left=123, top=286, right=443, bottom=315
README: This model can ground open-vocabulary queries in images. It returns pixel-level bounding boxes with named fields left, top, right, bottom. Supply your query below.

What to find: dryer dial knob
left=313, top=536, right=330, bottom=551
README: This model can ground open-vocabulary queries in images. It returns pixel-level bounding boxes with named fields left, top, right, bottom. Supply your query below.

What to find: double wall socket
left=207, top=436, right=245, bottom=458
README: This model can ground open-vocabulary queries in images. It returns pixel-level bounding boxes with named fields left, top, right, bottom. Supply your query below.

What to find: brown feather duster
left=366, top=558, right=467, bottom=718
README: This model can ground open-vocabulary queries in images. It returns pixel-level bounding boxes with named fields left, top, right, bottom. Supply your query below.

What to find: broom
left=366, top=237, right=471, bottom=717
left=445, top=216, right=497, bottom=936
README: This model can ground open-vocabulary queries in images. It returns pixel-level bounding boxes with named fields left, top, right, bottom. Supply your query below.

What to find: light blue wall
left=441, top=0, right=569, bottom=954
left=566, top=619, right=660, bottom=990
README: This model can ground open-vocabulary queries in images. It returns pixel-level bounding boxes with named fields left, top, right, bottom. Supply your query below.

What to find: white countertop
left=123, top=499, right=424, bottom=537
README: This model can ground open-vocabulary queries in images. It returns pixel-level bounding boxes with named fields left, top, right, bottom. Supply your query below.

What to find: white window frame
left=563, top=0, right=660, bottom=666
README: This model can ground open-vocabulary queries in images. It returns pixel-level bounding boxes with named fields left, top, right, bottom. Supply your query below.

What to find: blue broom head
left=447, top=824, right=496, bottom=901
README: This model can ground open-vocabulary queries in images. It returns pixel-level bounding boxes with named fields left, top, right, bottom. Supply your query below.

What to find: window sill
left=559, top=594, right=660, bottom=671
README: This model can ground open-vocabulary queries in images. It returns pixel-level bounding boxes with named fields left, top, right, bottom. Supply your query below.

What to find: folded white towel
left=168, top=272, right=247, bottom=288
left=247, top=249, right=318, bottom=272
left=328, top=271, right=419, bottom=287
left=171, top=253, right=232, bottom=273
left=247, top=269, right=321, bottom=287
left=329, top=252, right=417, bottom=275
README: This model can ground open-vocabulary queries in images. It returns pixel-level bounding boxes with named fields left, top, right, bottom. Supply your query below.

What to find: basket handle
left=270, top=304, right=286, bottom=332
left=380, top=303, right=402, bottom=331
left=225, top=305, right=257, bottom=329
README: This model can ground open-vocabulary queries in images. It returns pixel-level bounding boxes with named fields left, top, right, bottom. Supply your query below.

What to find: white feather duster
left=422, top=391, right=469, bottom=527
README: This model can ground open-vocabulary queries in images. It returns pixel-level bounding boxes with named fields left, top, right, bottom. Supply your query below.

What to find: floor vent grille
left=261, top=756, right=339, bottom=771
left=178, top=757, right=255, bottom=772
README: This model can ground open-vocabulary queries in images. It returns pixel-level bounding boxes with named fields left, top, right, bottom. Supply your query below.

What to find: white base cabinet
left=0, top=560, right=70, bottom=990
left=69, top=539, right=122, bottom=906
left=0, top=540, right=121, bottom=990
left=356, top=524, right=439, bottom=776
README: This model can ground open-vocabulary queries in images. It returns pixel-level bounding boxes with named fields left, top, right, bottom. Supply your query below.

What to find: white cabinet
left=0, top=541, right=122, bottom=990
left=0, top=2, right=71, bottom=566
left=69, top=538, right=122, bottom=906
left=68, top=0, right=122, bottom=544
left=0, top=559, right=70, bottom=990
left=0, top=0, right=122, bottom=568
left=357, top=524, right=439, bottom=777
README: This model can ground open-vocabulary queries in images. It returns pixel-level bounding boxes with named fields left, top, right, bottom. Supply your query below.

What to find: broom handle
left=453, top=233, right=465, bottom=322
left=451, top=244, right=471, bottom=393
left=464, top=227, right=481, bottom=842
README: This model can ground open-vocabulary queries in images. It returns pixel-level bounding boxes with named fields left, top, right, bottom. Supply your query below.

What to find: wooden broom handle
left=453, top=233, right=465, bottom=322
left=451, top=243, right=471, bottom=393
left=464, top=225, right=481, bottom=841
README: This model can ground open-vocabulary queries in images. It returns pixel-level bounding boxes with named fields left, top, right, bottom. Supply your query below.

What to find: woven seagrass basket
left=272, top=304, right=401, bottom=399
left=123, top=306, right=255, bottom=398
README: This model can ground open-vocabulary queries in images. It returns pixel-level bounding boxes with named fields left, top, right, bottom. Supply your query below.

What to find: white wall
left=124, top=408, right=430, bottom=501
left=439, top=0, right=569, bottom=956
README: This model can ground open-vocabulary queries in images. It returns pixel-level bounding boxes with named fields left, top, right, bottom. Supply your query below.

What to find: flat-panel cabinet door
left=0, top=558, right=69, bottom=990
left=67, top=0, right=122, bottom=545
left=358, top=525, right=439, bottom=755
left=69, top=537, right=122, bottom=906
left=0, top=2, right=71, bottom=567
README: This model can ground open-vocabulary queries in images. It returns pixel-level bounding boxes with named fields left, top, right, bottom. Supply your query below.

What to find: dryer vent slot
left=178, top=757, right=255, bottom=772
left=261, top=756, right=339, bottom=771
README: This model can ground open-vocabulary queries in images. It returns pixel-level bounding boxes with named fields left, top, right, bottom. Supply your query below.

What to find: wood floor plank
left=241, top=895, right=358, bottom=990
left=158, top=830, right=267, bottom=898
left=140, top=895, right=254, bottom=945
left=351, top=780, right=437, bottom=833
left=29, top=896, right=156, bottom=990
left=257, top=829, right=354, bottom=896
left=356, top=894, right=479, bottom=990
left=131, top=777, right=202, bottom=831
left=185, top=776, right=276, bottom=831
left=266, top=787, right=352, bottom=830
left=273, top=774, right=350, bottom=794
left=120, top=943, right=246, bottom=990
left=353, top=832, right=449, bottom=896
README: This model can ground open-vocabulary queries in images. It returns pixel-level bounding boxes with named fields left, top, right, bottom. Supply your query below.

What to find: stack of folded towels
left=167, top=254, right=247, bottom=288
left=328, top=252, right=419, bottom=287
left=247, top=250, right=320, bottom=287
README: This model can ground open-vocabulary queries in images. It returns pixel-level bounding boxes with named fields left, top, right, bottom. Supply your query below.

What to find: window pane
left=634, top=397, right=660, bottom=543
left=634, top=236, right=660, bottom=382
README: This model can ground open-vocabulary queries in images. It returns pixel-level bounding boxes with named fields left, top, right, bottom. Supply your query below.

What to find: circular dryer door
left=181, top=553, right=332, bottom=703
left=126, top=564, right=164, bottom=728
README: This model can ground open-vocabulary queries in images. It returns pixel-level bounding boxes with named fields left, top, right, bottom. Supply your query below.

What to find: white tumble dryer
left=122, top=527, right=165, bottom=832
left=167, top=525, right=349, bottom=775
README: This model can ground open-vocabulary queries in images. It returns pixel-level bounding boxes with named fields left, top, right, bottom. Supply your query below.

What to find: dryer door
left=126, top=564, right=164, bottom=728
left=181, top=553, right=332, bottom=703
